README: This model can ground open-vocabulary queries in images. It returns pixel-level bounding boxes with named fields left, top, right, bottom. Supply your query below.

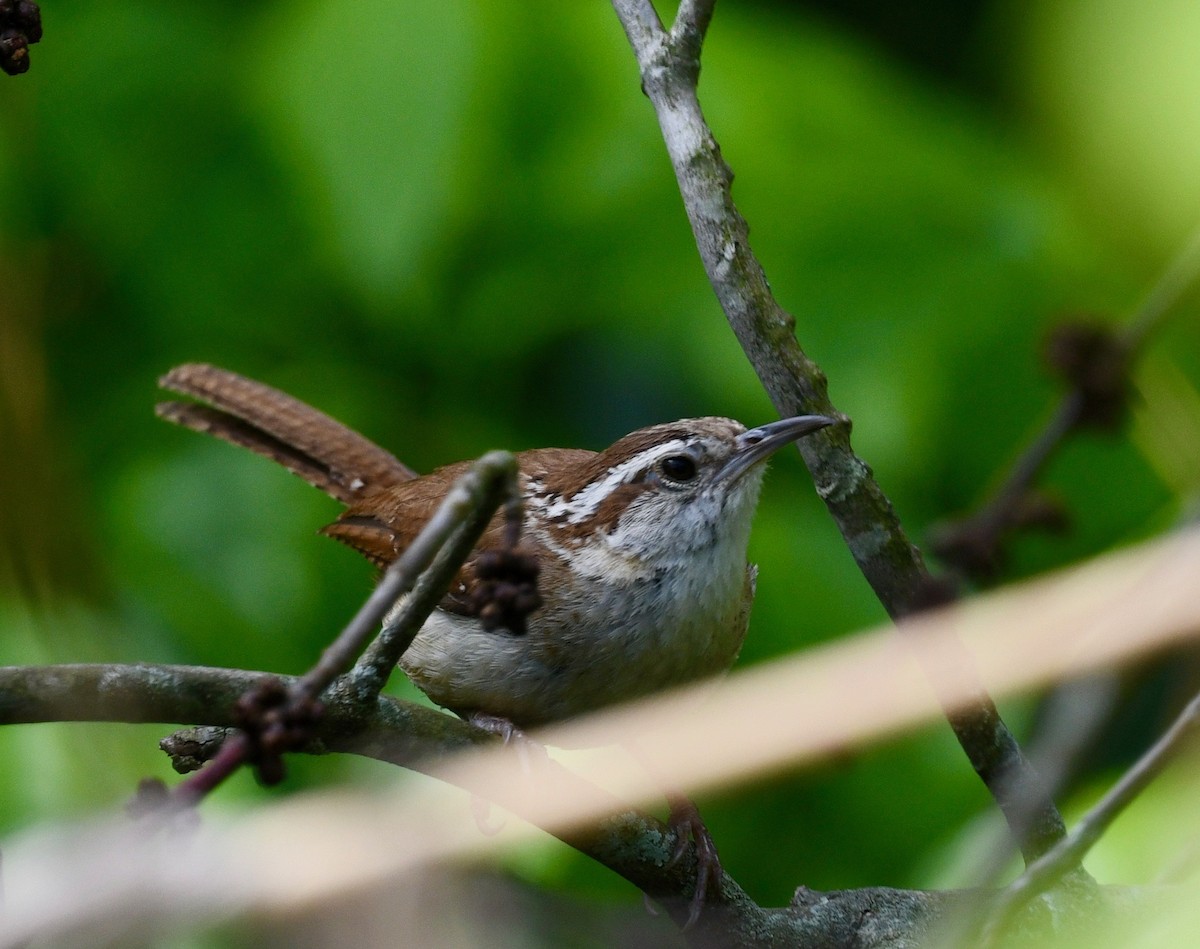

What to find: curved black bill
left=716, top=414, right=835, bottom=483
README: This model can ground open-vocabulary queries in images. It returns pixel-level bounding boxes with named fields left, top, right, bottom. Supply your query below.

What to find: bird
left=156, top=362, right=833, bottom=921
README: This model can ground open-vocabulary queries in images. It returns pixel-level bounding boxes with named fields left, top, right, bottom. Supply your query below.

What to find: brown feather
left=318, top=514, right=399, bottom=568
left=158, top=364, right=415, bottom=502
left=326, top=450, right=596, bottom=618
left=158, top=366, right=633, bottom=627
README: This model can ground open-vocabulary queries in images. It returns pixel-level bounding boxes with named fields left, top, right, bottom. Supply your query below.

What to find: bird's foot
left=465, top=712, right=534, bottom=837
left=466, top=711, right=549, bottom=775
left=666, top=794, right=722, bottom=929
left=467, top=711, right=527, bottom=744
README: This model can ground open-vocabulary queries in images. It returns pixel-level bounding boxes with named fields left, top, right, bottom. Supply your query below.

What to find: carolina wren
left=157, top=364, right=832, bottom=726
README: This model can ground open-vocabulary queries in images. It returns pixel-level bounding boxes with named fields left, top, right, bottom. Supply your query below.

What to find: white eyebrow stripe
left=538, top=438, right=691, bottom=525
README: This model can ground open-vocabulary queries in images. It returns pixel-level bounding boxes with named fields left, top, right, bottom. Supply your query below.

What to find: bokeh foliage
left=1, top=0, right=1198, bottom=921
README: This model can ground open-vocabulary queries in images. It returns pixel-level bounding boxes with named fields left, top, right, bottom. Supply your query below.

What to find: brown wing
left=319, top=461, right=480, bottom=569
left=324, top=449, right=595, bottom=618
left=157, top=364, right=416, bottom=503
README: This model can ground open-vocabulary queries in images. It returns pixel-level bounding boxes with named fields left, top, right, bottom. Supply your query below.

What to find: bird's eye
left=659, top=454, right=698, bottom=482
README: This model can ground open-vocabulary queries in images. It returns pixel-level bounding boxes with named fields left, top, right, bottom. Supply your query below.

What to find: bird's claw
left=467, top=711, right=526, bottom=743
left=466, top=711, right=547, bottom=773
left=666, top=795, right=722, bottom=929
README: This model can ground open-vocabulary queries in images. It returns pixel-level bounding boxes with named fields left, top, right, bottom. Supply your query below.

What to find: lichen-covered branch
left=0, top=661, right=956, bottom=945
left=0, top=659, right=1172, bottom=947
left=609, top=0, right=1066, bottom=862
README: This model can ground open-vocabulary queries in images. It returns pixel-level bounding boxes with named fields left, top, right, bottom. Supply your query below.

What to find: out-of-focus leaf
left=1019, top=0, right=1200, bottom=253
left=248, top=0, right=477, bottom=309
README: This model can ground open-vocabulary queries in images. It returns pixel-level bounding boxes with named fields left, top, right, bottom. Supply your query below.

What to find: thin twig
left=610, top=0, right=1066, bottom=862
left=349, top=453, right=522, bottom=697
left=971, top=394, right=1083, bottom=540
left=934, top=219, right=1200, bottom=578
left=299, top=450, right=519, bottom=701
left=171, top=451, right=519, bottom=803
left=980, top=688, right=1200, bottom=944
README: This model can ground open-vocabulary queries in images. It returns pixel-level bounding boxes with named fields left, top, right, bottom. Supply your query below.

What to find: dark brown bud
left=15, top=1, right=40, bottom=43
left=1043, top=319, right=1131, bottom=430
left=469, top=546, right=542, bottom=634
left=0, top=28, right=28, bottom=76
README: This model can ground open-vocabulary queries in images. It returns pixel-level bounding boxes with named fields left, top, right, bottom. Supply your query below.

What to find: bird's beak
left=716, top=414, right=835, bottom=483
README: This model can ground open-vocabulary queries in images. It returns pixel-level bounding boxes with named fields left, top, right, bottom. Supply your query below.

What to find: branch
left=670, top=1, right=716, bottom=52
left=0, top=661, right=740, bottom=930
left=968, top=676, right=1120, bottom=889
left=610, top=0, right=1066, bottom=862
left=0, top=658, right=1178, bottom=947
left=932, top=221, right=1200, bottom=580
left=6, top=524, right=1200, bottom=944
left=0, top=661, right=951, bottom=944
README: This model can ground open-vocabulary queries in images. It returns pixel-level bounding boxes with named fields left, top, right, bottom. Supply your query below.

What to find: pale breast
left=395, top=557, right=756, bottom=728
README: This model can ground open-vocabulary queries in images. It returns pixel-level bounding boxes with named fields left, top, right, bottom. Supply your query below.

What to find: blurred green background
left=2, top=0, right=1199, bottom=931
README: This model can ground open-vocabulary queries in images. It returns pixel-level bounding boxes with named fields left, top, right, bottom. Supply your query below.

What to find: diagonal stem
left=305, top=450, right=519, bottom=701
left=935, top=219, right=1200, bottom=577
left=980, top=688, right=1200, bottom=944
left=172, top=451, right=519, bottom=804
left=349, top=452, right=522, bottom=697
